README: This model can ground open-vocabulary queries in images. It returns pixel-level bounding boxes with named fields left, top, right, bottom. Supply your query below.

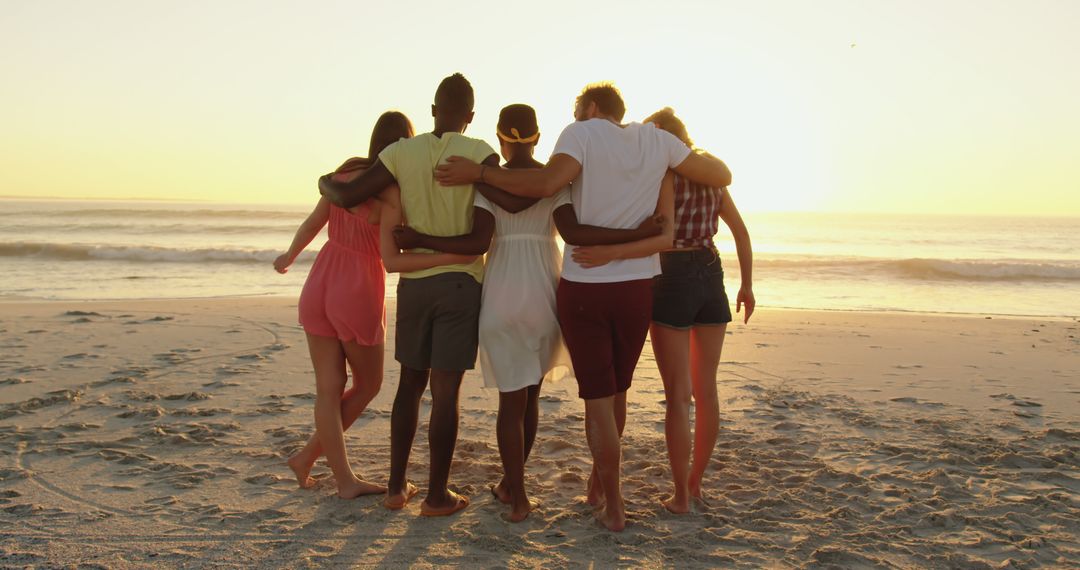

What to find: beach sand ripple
left=0, top=299, right=1077, bottom=568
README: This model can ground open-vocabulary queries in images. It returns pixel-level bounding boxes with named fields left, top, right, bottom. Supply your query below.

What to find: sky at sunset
left=2, top=0, right=1078, bottom=216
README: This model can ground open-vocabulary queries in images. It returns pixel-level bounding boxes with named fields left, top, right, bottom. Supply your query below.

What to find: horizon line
left=1, top=195, right=1077, bottom=219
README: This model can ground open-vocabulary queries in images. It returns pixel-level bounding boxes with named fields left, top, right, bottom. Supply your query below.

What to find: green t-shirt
left=379, top=132, right=497, bottom=282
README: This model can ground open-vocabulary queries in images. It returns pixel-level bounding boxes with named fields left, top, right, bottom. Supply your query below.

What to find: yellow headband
left=497, top=127, right=539, bottom=144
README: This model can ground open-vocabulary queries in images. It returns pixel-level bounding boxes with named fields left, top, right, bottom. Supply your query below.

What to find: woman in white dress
left=473, top=105, right=570, bottom=522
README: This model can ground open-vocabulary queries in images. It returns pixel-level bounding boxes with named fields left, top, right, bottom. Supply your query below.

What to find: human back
left=554, top=116, right=689, bottom=282
left=378, top=131, right=494, bottom=281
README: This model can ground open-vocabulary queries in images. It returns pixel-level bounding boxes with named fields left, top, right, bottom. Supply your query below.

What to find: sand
left=0, top=297, right=1077, bottom=568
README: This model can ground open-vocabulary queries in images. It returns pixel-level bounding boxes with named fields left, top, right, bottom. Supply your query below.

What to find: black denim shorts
left=652, top=248, right=732, bottom=329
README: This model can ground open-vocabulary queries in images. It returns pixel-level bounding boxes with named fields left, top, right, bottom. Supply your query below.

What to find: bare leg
left=305, top=334, right=380, bottom=498
left=688, top=324, right=726, bottom=502
left=421, top=368, right=465, bottom=511
left=585, top=394, right=626, bottom=531
left=387, top=366, right=429, bottom=505
left=493, top=379, right=543, bottom=506
left=650, top=323, right=693, bottom=513
left=587, top=390, right=626, bottom=507
left=495, top=384, right=540, bottom=522
left=289, top=342, right=385, bottom=488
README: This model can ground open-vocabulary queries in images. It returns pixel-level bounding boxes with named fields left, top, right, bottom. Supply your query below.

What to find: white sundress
left=475, top=189, right=572, bottom=392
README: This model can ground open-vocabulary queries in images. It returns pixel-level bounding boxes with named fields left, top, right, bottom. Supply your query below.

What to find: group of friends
left=273, top=73, right=755, bottom=531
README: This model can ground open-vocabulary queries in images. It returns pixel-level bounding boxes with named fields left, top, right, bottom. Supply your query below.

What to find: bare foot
left=506, top=498, right=540, bottom=523
left=595, top=504, right=626, bottom=532
left=489, top=481, right=511, bottom=505
left=337, top=477, right=386, bottom=499
left=287, top=454, right=316, bottom=489
left=662, top=494, right=691, bottom=514
left=384, top=481, right=419, bottom=510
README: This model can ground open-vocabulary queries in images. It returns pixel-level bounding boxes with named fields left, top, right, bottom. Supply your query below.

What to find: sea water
left=1, top=199, right=1076, bottom=317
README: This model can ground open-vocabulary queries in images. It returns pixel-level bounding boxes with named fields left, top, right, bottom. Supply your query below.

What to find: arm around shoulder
left=320, top=160, right=397, bottom=209
left=437, top=153, right=580, bottom=199
left=672, top=152, right=732, bottom=189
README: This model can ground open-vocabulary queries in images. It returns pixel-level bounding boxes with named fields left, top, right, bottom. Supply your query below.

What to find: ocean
left=1, top=199, right=1077, bottom=317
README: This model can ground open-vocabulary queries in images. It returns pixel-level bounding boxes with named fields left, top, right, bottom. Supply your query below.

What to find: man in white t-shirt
left=435, top=83, right=732, bottom=531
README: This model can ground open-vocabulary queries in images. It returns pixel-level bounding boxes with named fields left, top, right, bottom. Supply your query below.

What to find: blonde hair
left=643, top=107, right=693, bottom=148
left=576, top=82, right=626, bottom=121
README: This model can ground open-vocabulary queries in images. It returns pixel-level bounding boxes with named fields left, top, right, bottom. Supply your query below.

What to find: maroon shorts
left=556, top=278, right=653, bottom=400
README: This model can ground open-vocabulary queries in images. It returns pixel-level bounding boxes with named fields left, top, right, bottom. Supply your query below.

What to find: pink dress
left=298, top=202, right=386, bottom=345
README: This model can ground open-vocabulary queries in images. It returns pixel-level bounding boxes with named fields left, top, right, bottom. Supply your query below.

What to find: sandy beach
left=0, top=297, right=1077, bottom=568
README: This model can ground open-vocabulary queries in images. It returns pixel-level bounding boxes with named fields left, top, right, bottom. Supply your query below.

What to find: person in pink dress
left=274, top=111, right=475, bottom=498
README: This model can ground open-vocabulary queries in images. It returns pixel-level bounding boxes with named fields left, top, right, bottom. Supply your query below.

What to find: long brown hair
left=335, top=111, right=414, bottom=176
left=368, top=111, right=414, bottom=159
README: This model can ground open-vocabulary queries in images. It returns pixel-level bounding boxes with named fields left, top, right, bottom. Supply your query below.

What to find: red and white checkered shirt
left=672, top=174, right=723, bottom=249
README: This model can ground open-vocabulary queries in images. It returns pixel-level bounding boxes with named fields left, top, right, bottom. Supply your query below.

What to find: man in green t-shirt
left=320, top=73, right=499, bottom=517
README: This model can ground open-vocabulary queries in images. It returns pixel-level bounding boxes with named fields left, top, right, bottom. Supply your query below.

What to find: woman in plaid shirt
left=644, top=108, right=756, bottom=514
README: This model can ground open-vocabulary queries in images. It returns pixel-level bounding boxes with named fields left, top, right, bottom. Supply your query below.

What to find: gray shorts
left=395, top=272, right=482, bottom=371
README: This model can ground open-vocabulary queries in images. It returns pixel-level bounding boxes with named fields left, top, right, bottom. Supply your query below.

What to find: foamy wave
left=0, top=242, right=315, bottom=264
left=893, top=258, right=1080, bottom=281
left=756, top=257, right=1080, bottom=282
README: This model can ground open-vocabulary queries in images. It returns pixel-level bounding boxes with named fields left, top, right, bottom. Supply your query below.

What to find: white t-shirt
left=552, top=119, right=692, bottom=283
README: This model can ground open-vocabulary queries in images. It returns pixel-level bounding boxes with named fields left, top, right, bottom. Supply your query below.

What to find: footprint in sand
left=62, top=352, right=100, bottom=360
left=124, top=391, right=161, bottom=402
left=244, top=474, right=287, bottom=486
left=91, top=375, right=137, bottom=388
left=163, top=392, right=211, bottom=401
left=117, top=405, right=166, bottom=419
left=215, top=365, right=255, bottom=377
left=58, top=422, right=101, bottom=432
left=169, top=407, right=227, bottom=418
left=0, top=468, right=32, bottom=481
left=154, top=353, right=186, bottom=364
left=201, top=380, right=241, bottom=389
